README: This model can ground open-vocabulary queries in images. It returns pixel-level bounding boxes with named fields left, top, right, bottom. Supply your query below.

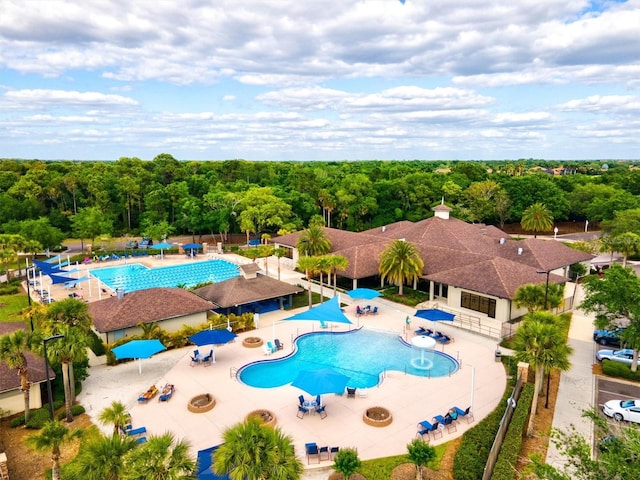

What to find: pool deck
left=67, top=253, right=507, bottom=475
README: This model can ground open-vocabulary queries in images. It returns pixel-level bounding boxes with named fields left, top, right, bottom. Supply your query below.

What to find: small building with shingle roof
left=272, top=205, right=593, bottom=332
left=193, top=264, right=303, bottom=314
left=88, top=288, right=214, bottom=344
left=0, top=322, right=56, bottom=415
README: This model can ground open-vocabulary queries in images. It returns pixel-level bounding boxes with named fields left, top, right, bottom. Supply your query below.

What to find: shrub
left=26, top=408, right=51, bottom=429
left=491, top=383, right=534, bottom=480
left=0, top=285, right=19, bottom=295
left=10, top=416, right=25, bottom=428
left=453, top=379, right=515, bottom=480
left=57, top=404, right=86, bottom=421
left=602, top=360, right=640, bottom=381
left=333, top=448, right=362, bottom=479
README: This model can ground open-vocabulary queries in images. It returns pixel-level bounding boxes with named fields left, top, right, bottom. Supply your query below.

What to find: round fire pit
left=245, top=409, right=277, bottom=428
left=363, top=406, right=392, bottom=427
left=188, top=393, right=216, bottom=413
left=242, top=337, right=263, bottom=348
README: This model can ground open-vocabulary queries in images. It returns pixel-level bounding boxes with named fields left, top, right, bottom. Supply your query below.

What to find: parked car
left=603, top=399, right=640, bottom=423
left=125, top=240, right=138, bottom=249
left=139, top=237, right=153, bottom=248
left=596, top=348, right=634, bottom=365
left=593, top=327, right=625, bottom=347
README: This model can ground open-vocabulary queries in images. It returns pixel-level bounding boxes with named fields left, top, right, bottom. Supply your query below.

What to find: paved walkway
left=545, top=283, right=595, bottom=469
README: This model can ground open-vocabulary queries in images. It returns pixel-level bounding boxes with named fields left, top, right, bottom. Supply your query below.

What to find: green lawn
left=0, top=292, right=29, bottom=323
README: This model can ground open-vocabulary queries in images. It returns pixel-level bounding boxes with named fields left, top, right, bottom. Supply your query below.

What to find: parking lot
left=596, top=376, right=640, bottom=408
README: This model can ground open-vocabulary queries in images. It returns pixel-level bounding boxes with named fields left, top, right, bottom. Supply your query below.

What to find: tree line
left=2, top=156, right=640, bottom=252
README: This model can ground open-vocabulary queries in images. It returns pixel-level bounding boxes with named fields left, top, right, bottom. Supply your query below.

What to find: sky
left=1, top=0, right=639, bottom=162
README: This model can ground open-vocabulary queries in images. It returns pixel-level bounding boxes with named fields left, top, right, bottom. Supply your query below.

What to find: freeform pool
left=238, top=329, right=459, bottom=389
left=90, top=260, right=240, bottom=292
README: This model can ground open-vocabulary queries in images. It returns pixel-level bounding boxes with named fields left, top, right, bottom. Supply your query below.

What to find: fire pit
left=242, top=337, right=263, bottom=348
left=188, top=393, right=215, bottom=413
left=363, top=406, right=392, bottom=427
left=245, top=409, right=277, bottom=428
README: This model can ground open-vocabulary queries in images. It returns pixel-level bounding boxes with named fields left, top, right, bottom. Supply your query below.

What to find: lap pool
left=90, top=259, right=240, bottom=292
left=238, top=329, right=459, bottom=389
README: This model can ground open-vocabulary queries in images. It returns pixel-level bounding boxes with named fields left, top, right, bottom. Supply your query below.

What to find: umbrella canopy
left=414, top=309, right=456, bottom=322
left=182, top=243, right=202, bottom=250
left=283, top=296, right=352, bottom=325
left=197, top=445, right=229, bottom=480
left=189, top=329, right=237, bottom=346
left=151, top=242, right=174, bottom=250
left=292, top=367, right=351, bottom=396
left=111, top=339, right=167, bottom=374
left=346, top=288, right=382, bottom=300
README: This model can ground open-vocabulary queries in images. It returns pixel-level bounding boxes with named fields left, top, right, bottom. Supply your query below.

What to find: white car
left=595, top=348, right=634, bottom=365
left=603, top=399, right=640, bottom=423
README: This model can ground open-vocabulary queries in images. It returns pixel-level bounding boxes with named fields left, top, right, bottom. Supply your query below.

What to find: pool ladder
left=230, top=367, right=238, bottom=380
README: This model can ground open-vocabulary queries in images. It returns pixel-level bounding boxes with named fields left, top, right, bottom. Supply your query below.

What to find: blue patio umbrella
left=197, top=445, right=229, bottom=480
left=151, top=242, right=174, bottom=259
left=283, top=296, right=352, bottom=325
left=346, top=288, right=382, bottom=300
left=292, top=367, right=351, bottom=396
left=111, top=339, right=167, bottom=374
left=414, top=309, right=455, bottom=322
left=188, top=329, right=237, bottom=346
left=182, top=242, right=202, bottom=250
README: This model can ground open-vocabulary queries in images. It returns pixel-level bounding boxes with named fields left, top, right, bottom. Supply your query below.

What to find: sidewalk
left=545, top=283, right=595, bottom=469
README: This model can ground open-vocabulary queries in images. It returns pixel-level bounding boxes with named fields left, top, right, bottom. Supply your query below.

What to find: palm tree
left=296, top=225, right=331, bottom=257
left=406, top=438, right=436, bottom=480
left=122, top=432, right=196, bottom=480
left=258, top=245, right=274, bottom=276
left=26, top=419, right=82, bottom=480
left=297, top=256, right=319, bottom=308
left=273, top=247, right=287, bottom=281
left=513, top=284, right=546, bottom=313
left=69, top=432, right=137, bottom=480
left=214, top=417, right=303, bottom=480
left=326, top=254, right=349, bottom=295
left=513, top=313, right=572, bottom=436
left=316, top=256, right=332, bottom=300
left=520, top=203, right=553, bottom=238
left=0, top=329, right=41, bottom=423
left=43, top=324, right=90, bottom=422
left=98, top=401, right=131, bottom=437
left=379, top=240, right=424, bottom=296
left=611, top=232, right=640, bottom=268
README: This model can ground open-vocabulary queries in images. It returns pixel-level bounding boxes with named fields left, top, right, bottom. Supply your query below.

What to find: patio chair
left=319, top=446, right=330, bottom=461
left=346, top=387, right=357, bottom=398
left=356, top=305, right=364, bottom=316
left=202, top=350, right=214, bottom=366
left=371, top=306, right=378, bottom=315
left=262, top=344, right=273, bottom=355
left=305, top=443, right=320, bottom=464
left=274, top=338, right=284, bottom=350
left=438, top=335, right=452, bottom=344
left=190, top=355, right=201, bottom=366
left=315, top=405, right=327, bottom=419
left=330, top=446, right=340, bottom=459
left=266, top=341, right=277, bottom=353
left=452, top=406, right=474, bottom=423
left=434, top=414, right=457, bottom=433
left=297, top=405, right=310, bottom=419
left=298, top=395, right=305, bottom=406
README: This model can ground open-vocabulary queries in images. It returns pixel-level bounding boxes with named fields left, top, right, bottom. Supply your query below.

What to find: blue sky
left=1, top=0, right=639, bottom=161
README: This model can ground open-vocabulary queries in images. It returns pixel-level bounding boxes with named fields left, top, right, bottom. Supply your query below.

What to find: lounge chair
left=431, top=331, right=443, bottom=340
left=274, top=338, right=284, bottom=350
left=297, top=405, right=309, bottom=419
left=452, top=406, right=474, bottom=423
left=414, top=326, right=426, bottom=335
left=126, top=426, right=147, bottom=437
left=136, top=436, right=147, bottom=444
left=346, top=387, right=356, bottom=398
left=371, top=306, right=378, bottom=315
left=319, top=446, right=330, bottom=461
left=262, top=344, right=273, bottom=355
left=438, top=335, right=452, bottom=344
left=159, top=384, right=174, bottom=402
left=138, top=385, right=158, bottom=403
left=266, top=341, right=277, bottom=353
left=434, top=414, right=457, bottom=433
left=419, top=420, right=442, bottom=439
left=315, top=405, right=327, bottom=419
left=305, top=443, right=320, bottom=464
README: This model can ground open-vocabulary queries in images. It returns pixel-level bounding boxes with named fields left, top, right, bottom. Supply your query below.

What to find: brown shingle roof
left=89, top=288, right=214, bottom=333
left=193, top=274, right=303, bottom=308
left=0, top=323, right=54, bottom=392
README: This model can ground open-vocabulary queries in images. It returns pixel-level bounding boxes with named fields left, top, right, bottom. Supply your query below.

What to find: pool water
left=90, top=260, right=240, bottom=292
left=238, top=329, right=459, bottom=389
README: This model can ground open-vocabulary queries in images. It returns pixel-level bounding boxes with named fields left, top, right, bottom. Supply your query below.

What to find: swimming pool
left=238, top=329, right=459, bottom=389
left=90, top=260, right=240, bottom=292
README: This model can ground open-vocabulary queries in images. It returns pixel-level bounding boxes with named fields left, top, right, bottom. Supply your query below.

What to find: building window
left=460, top=291, right=496, bottom=318
left=434, top=282, right=449, bottom=298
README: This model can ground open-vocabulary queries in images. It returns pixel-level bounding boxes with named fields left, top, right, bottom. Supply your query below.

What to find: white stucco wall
left=0, top=383, right=44, bottom=416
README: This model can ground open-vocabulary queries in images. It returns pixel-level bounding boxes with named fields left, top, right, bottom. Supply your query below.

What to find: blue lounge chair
left=438, top=335, right=452, bottom=344
left=136, top=436, right=147, bottom=444
left=418, top=420, right=442, bottom=439
left=319, top=446, right=330, bottom=460
left=431, top=331, right=443, bottom=340
left=330, top=446, right=340, bottom=459
left=266, top=341, right=276, bottom=353
left=434, top=414, right=457, bottom=433
left=305, top=443, right=319, bottom=464
left=452, top=406, right=474, bottom=423
left=127, top=426, right=147, bottom=437
left=159, top=384, right=174, bottom=402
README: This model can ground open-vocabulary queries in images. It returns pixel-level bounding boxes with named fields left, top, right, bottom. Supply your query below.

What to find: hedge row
left=491, top=383, right=535, bottom=480
left=453, top=379, right=516, bottom=480
left=602, top=359, right=640, bottom=382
